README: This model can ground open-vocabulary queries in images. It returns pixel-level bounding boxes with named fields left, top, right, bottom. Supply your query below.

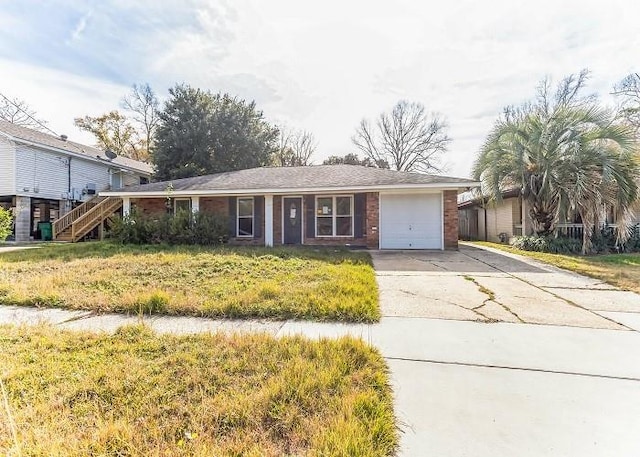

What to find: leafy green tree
left=474, top=71, right=640, bottom=254
left=322, top=153, right=389, bottom=168
left=153, top=85, right=278, bottom=180
left=74, top=111, right=145, bottom=160
left=0, top=207, right=13, bottom=241
left=75, top=84, right=158, bottom=161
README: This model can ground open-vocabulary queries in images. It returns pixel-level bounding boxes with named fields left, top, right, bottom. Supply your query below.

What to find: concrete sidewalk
left=2, top=305, right=640, bottom=456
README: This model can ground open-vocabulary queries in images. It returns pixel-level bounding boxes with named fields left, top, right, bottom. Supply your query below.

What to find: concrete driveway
left=371, top=244, right=640, bottom=456
left=372, top=244, right=640, bottom=330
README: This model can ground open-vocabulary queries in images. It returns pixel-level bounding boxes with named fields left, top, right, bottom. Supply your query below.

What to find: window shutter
left=354, top=193, right=366, bottom=238
left=254, top=196, right=263, bottom=238
left=228, top=196, right=237, bottom=237
left=305, top=195, right=315, bottom=239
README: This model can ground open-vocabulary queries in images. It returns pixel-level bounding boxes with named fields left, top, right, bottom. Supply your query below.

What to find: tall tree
left=473, top=71, right=640, bottom=254
left=153, top=85, right=278, bottom=180
left=322, top=153, right=389, bottom=168
left=74, top=111, right=145, bottom=160
left=352, top=100, right=451, bottom=173
left=613, top=72, right=640, bottom=135
left=272, top=126, right=316, bottom=166
left=122, top=83, right=160, bottom=157
left=0, top=95, right=48, bottom=131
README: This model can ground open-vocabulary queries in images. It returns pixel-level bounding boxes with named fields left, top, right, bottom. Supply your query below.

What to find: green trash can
left=38, top=222, right=53, bottom=241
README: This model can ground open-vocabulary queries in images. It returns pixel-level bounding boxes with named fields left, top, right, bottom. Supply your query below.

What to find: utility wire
left=0, top=91, right=99, bottom=158
left=0, top=92, right=59, bottom=137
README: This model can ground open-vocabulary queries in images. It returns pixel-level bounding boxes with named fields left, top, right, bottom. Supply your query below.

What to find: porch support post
left=264, top=194, right=274, bottom=247
left=122, top=197, right=131, bottom=217
left=191, top=196, right=200, bottom=214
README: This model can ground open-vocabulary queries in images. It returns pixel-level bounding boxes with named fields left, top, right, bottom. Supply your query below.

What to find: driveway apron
left=371, top=244, right=640, bottom=456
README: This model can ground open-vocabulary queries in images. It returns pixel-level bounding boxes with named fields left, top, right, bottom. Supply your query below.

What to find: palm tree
left=473, top=103, right=640, bottom=254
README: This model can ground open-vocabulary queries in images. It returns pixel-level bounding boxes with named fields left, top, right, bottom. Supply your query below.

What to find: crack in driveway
left=463, top=275, right=524, bottom=323
left=459, top=248, right=633, bottom=331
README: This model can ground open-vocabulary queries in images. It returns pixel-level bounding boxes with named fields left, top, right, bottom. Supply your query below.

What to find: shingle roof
left=0, top=119, right=154, bottom=174
left=108, top=165, right=478, bottom=195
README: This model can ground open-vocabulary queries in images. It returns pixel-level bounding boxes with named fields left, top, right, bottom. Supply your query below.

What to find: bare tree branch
left=291, top=130, right=316, bottom=166
left=122, top=83, right=159, bottom=158
left=612, top=72, right=640, bottom=136
left=0, top=96, right=48, bottom=131
left=353, top=100, right=450, bottom=173
left=272, top=126, right=316, bottom=166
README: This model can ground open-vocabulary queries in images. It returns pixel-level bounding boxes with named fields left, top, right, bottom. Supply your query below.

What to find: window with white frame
left=316, top=195, right=353, bottom=237
left=237, top=197, right=254, bottom=237
left=174, top=198, right=191, bottom=215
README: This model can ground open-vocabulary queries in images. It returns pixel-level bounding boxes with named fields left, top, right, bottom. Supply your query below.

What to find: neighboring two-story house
left=0, top=119, right=153, bottom=242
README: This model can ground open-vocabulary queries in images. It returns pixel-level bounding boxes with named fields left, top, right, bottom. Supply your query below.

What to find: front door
left=283, top=197, right=302, bottom=244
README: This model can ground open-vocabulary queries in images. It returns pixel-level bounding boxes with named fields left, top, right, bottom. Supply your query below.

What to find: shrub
left=108, top=209, right=157, bottom=244
left=510, top=235, right=582, bottom=254
left=511, top=227, right=640, bottom=255
left=108, top=209, right=228, bottom=246
left=0, top=207, right=13, bottom=241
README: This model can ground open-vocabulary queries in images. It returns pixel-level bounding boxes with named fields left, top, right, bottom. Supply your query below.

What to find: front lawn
left=0, top=242, right=379, bottom=322
left=0, top=325, right=397, bottom=456
left=474, top=241, right=640, bottom=294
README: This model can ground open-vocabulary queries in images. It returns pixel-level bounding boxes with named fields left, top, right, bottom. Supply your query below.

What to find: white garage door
left=380, top=193, right=442, bottom=249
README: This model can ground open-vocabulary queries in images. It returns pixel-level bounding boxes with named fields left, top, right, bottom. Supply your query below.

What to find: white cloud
left=69, top=11, right=91, bottom=43
left=2, top=0, right=640, bottom=176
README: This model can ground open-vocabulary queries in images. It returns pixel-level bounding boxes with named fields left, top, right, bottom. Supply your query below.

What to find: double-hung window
left=316, top=196, right=353, bottom=237
left=237, top=197, right=254, bottom=237
left=174, top=198, right=191, bottom=215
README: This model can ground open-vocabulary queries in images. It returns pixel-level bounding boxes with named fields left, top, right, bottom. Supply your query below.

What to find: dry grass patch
left=474, top=241, right=640, bottom=294
left=0, top=324, right=397, bottom=456
left=0, top=242, right=379, bottom=322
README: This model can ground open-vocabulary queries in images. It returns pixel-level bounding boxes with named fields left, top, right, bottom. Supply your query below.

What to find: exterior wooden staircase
left=53, top=196, right=123, bottom=242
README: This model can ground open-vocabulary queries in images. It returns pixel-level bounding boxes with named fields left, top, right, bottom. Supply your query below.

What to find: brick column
left=14, top=196, right=31, bottom=242
left=366, top=192, right=379, bottom=249
left=443, top=190, right=459, bottom=249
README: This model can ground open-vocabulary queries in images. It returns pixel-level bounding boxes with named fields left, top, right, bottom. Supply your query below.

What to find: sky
left=0, top=0, right=638, bottom=178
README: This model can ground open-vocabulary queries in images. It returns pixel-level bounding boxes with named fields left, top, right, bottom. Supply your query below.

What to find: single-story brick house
left=101, top=165, right=479, bottom=250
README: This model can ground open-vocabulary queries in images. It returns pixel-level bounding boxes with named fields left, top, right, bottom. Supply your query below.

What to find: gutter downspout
left=67, top=157, right=72, bottom=194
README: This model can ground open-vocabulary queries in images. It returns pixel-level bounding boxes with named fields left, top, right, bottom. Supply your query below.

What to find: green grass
left=0, top=242, right=379, bottom=322
left=0, top=324, right=397, bottom=456
left=473, top=241, right=640, bottom=294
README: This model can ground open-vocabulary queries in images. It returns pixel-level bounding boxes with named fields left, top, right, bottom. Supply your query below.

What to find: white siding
left=0, top=137, right=15, bottom=195
left=122, top=172, right=142, bottom=187
left=15, top=144, right=114, bottom=201
left=485, top=198, right=516, bottom=242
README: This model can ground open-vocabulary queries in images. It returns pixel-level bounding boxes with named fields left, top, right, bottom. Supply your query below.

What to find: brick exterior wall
left=132, top=196, right=263, bottom=245
left=128, top=191, right=455, bottom=250
left=443, top=190, right=459, bottom=249
left=200, top=197, right=228, bottom=214
left=365, top=192, right=380, bottom=249
left=132, top=198, right=167, bottom=215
